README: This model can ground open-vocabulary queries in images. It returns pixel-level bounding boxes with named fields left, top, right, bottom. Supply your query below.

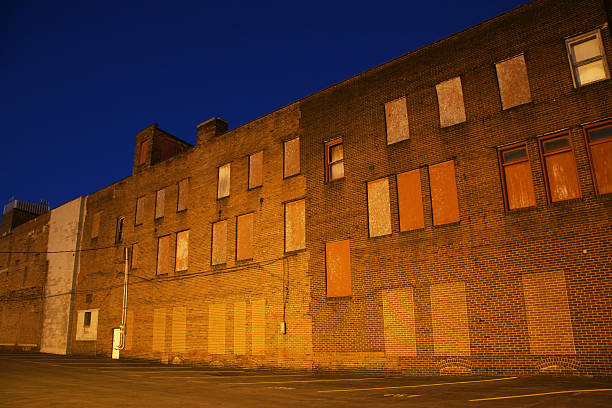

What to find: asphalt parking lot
left=1, top=352, right=611, bottom=407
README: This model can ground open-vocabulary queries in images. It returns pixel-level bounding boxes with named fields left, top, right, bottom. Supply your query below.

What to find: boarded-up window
left=324, top=138, right=344, bottom=182
left=138, top=139, right=149, bottom=165
left=284, top=199, right=305, bottom=252
left=538, top=133, right=581, bottom=202
left=495, top=54, right=532, bottom=110
left=325, top=239, right=351, bottom=298
left=171, top=306, right=186, bottom=353
left=135, top=196, right=145, bottom=225
left=498, top=143, right=537, bottom=210
left=385, top=97, right=410, bottom=144
left=234, top=301, right=246, bottom=355
left=251, top=299, right=266, bottom=355
left=523, top=271, right=575, bottom=354
left=435, top=76, right=466, bottom=127
left=367, top=178, right=392, bottom=237
left=284, top=138, right=300, bottom=178
left=236, top=213, right=254, bottom=261
left=152, top=308, right=166, bottom=352
left=382, top=288, right=416, bottom=355
left=91, top=212, right=101, bottom=238
left=211, top=220, right=228, bottom=265
left=217, top=163, right=231, bottom=198
left=208, top=304, right=225, bottom=354
left=175, top=230, right=189, bottom=272
left=156, top=235, right=170, bottom=275
left=430, top=282, right=470, bottom=356
left=249, top=151, right=263, bottom=189
left=155, top=189, right=165, bottom=219
left=584, top=120, right=612, bottom=195
left=131, top=243, right=138, bottom=269
left=429, top=161, right=460, bottom=226
left=397, top=170, right=425, bottom=231
left=177, top=178, right=189, bottom=211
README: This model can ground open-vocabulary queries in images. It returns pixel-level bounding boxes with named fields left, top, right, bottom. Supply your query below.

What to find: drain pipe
left=118, top=246, right=129, bottom=350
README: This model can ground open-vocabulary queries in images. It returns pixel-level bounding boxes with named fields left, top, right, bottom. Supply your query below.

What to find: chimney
left=197, top=118, right=228, bottom=145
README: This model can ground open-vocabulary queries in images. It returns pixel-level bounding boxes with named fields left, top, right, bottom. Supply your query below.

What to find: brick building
left=3, top=0, right=611, bottom=375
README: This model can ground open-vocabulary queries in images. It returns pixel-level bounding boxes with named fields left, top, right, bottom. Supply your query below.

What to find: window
left=157, top=235, right=170, bottom=275
left=217, top=163, right=231, bottom=198
left=115, top=217, right=124, bottom=243
left=366, top=178, right=392, bottom=237
left=84, top=311, right=92, bottom=327
left=384, top=97, right=410, bottom=144
left=138, top=140, right=149, bottom=165
left=435, top=76, right=466, bottom=127
left=284, top=199, right=305, bottom=252
left=283, top=138, right=300, bottom=178
left=135, top=196, right=145, bottom=225
left=498, top=143, right=537, bottom=210
left=397, top=169, right=425, bottom=231
left=155, top=189, right=165, bottom=219
left=177, top=179, right=189, bottom=212
left=538, top=132, right=581, bottom=202
left=236, top=213, right=254, bottom=261
left=566, top=29, right=610, bottom=87
left=325, top=239, right=351, bottom=298
left=76, top=309, right=98, bottom=341
left=429, top=160, right=460, bottom=225
left=324, top=138, right=344, bottom=182
left=249, top=151, right=263, bottom=189
left=175, top=230, right=189, bottom=272
left=583, top=119, right=612, bottom=195
left=211, top=220, right=228, bottom=265
left=91, top=212, right=101, bottom=239
left=495, top=54, right=532, bottom=110
left=131, top=243, right=138, bottom=269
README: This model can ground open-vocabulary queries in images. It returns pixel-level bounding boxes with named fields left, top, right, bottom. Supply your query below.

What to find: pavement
left=1, top=351, right=611, bottom=407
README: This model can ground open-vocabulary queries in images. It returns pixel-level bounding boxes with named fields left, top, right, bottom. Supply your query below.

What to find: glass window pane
left=502, top=147, right=527, bottom=163
left=330, top=162, right=344, bottom=180
left=330, top=144, right=343, bottom=163
left=577, top=60, right=607, bottom=86
left=572, top=36, right=600, bottom=62
left=543, top=137, right=570, bottom=153
left=589, top=125, right=612, bottom=142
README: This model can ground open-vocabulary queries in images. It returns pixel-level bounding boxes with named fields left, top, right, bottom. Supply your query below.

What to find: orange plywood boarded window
left=538, top=133, right=581, bottom=202
left=498, top=143, right=537, bottom=210
left=397, top=170, right=424, bottom=231
left=175, top=230, right=189, bottom=272
left=157, top=235, right=170, bottom=275
left=367, top=178, right=392, bottom=237
left=155, top=189, right=165, bottom=219
left=495, top=54, right=532, bottom=110
left=131, top=243, right=138, bottom=269
left=385, top=97, right=410, bottom=144
left=284, top=199, right=305, bottom=252
left=435, top=76, right=466, bottom=127
left=177, top=178, right=189, bottom=212
left=211, top=220, right=228, bottom=265
left=91, top=212, right=101, bottom=238
left=584, top=120, right=612, bottom=195
left=429, top=160, right=460, bottom=226
left=135, top=196, right=145, bottom=225
left=284, top=138, right=300, bottom=178
left=217, top=163, right=231, bottom=198
left=138, top=139, right=149, bottom=165
left=249, top=151, right=263, bottom=189
left=326, top=239, right=351, bottom=298
left=236, top=213, right=254, bottom=261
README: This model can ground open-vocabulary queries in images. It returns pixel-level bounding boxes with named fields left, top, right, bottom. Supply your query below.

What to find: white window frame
left=565, top=29, right=610, bottom=87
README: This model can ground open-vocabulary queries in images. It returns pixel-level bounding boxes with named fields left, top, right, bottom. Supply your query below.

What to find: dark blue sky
left=1, top=0, right=529, bottom=209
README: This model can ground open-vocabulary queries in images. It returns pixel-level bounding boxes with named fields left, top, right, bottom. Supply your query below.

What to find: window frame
left=155, top=188, right=165, bottom=219
left=135, top=196, right=145, bottom=226
left=115, top=217, right=125, bottom=244
left=156, top=234, right=171, bottom=276
left=283, top=138, right=301, bottom=179
left=565, top=29, right=610, bottom=88
left=583, top=118, right=612, bottom=195
left=174, top=229, right=189, bottom=273
left=217, top=163, right=231, bottom=199
left=497, top=142, right=537, bottom=211
left=248, top=151, right=264, bottom=190
left=211, top=219, right=228, bottom=266
left=324, top=138, right=344, bottom=183
left=84, top=311, right=92, bottom=327
left=177, top=178, right=189, bottom=212
left=283, top=198, right=306, bottom=253
left=235, top=212, right=255, bottom=261
left=537, top=130, right=582, bottom=203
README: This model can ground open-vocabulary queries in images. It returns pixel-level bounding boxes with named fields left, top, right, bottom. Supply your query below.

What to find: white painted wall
left=40, top=197, right=84, bottom=355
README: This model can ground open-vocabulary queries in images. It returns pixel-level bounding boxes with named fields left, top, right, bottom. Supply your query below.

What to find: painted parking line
left=317, top=377, right=518, bottom=393
left=224, top=377, right=397, bottom=385
left=470, top=388, right=612, bottom=402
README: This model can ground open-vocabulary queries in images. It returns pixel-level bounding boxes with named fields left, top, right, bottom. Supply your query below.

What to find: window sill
left=283, top=173, right=301, bottom=181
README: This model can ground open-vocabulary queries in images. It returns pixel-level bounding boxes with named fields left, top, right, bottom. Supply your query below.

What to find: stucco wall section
left=40, top=197, right=84, bottom=355
left=430, top=282, right=470, bottom=356
left=382, top=288, right=416, bottom=356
